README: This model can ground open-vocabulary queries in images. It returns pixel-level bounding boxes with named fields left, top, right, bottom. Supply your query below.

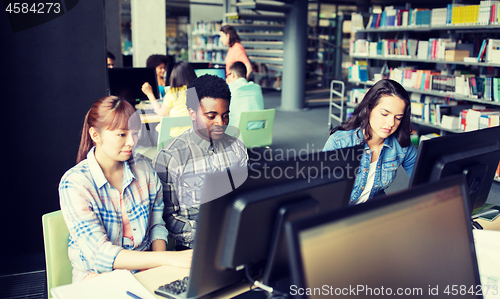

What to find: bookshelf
left=348, top=2, right=500, bottom=135
left=189, top=21, right=225, bottom=63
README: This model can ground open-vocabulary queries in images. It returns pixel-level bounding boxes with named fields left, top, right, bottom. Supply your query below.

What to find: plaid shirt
left=59, top=147, right=168, bottom=282
left=153, top=128, right=248, bottom=247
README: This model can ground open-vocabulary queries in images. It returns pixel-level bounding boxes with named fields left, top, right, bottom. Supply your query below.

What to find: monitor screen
left=409, top=126, right=500, bottom=212
left=286, top=176, right=481, bottom=299
left=180, top=145, right=363, bottom=298
left=217, top=145, right=363, bottom=283
left=194, top=68, right=226, bottom=79
left=108, top=67, right=159, bottom=103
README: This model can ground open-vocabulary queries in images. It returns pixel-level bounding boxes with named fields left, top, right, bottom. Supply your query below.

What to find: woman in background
left=142, top=61, right=197, bottom=136
left=323, top=79, right=417, bottom=205
left=59, top=96, right=191, bottom=282
left=219, top=25, right=252, bottom=80
left=146, top=54, right=170, bottom=98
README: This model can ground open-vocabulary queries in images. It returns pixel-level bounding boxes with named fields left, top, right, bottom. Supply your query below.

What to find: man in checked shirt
left=153, top=74, right=248, bottom=250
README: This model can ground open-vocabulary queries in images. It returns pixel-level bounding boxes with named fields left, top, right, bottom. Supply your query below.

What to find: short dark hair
left=229, top=61, right=247, bottom=79
left=220, top=25, right=241, bottom=47
left=169, top=61, right=197, bottom=88
left=331, top=79, right=412, bottom=147
left=186, top=74, right=231, bottom=110
left=107, top=51, right=115, bottom=60
left=146, top=54, right=169, bottom=68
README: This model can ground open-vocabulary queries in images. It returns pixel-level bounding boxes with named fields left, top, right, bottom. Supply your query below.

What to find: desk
left=476, top=217, right=500, bottom=231
left=140, top=113, right=162, bottom=124
left=136, top=102, right=162, bottom=124
left=134, top=266, right=250, bottom=299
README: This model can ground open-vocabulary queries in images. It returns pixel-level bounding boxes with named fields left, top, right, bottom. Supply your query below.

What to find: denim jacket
left=323, top=128, right=417, bottom=205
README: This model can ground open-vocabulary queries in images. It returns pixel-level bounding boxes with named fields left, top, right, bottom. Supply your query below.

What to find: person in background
left=59, top=96, right=192, bottom=282
left=219, top=25, right=252, bottom=80
left=153, top=74, right=248, bottom=250
left=107, top=51, right=115, bottom=68
left=323, top=79, right=417, bottom=205
left=226, top=61, right=264, bottom=130
left=142, top=61, right=197, bottom=137
left=146, top=54, right=170, bottom=98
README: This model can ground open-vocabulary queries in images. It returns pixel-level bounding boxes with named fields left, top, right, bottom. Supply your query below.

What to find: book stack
left=348, top=60, right=369, bottom=82
left=362, top=3, right=500, bottom=29
left=463, top=109, right=500, bottom=131
left=348, top=88, right=368, bottom=105
left=384, top=67, right=500, bottom=102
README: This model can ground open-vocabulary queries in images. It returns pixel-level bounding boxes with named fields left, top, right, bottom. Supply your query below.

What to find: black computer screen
left=286, top=176, right=481, bottom=299
left=217, top=145, right=363, bottom=283
left=182, top=145, right=363, bottom=298
left=409, top=126, right=500, bottom=212
left=107, top=67, right=159, bottom=103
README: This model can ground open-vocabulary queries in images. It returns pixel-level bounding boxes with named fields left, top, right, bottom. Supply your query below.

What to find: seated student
left=153, top=74, right=248, bottom=250
left=226, top=61, right=265, bottom=130
left=59, top=96, right=192, bottom=282
left=142, top=61, right=197, bottom=136
left=323, top=79, right=417, bottom=205
left=146, top=54, right=170, bottom=98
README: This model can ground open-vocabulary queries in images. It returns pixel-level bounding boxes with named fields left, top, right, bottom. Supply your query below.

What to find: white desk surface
left=134, top=265, right=250, bottom=299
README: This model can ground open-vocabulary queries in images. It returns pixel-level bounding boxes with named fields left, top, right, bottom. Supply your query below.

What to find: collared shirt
left=323, top=128, right=417, bottom=205
left=59, top=147, right=168, bottom=282
left=153, top=128, right=248, bottom=247
left=228, top=78, right=265, bottom=130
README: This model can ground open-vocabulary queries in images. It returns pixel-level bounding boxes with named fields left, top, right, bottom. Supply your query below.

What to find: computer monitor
left=176, top=145, right=363, bottom=298
left=286, top=176, right=482, bottom=299
left=108, top=67, right=159, bottom=104
left=409, top=126, right=500, bottom=212
left=217, top=146, right=363, bottom=284
left=194, top=68, right=226, bottom=79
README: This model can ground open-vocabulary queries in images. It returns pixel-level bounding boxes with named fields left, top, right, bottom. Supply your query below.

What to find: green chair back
left=157, top=116, right=192, bottom=150
left=42, top=210, right=72, bottom=298
left=238, top=109, right=275, bottom=148
left=135, top=115, right=192, bottom=160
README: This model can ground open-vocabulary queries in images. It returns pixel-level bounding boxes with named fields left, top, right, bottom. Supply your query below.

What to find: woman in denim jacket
left=323, top=79, right=417, bottom=205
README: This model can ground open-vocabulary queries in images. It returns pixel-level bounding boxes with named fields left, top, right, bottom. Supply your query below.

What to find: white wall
left=131, top=0, right=166, bottom=67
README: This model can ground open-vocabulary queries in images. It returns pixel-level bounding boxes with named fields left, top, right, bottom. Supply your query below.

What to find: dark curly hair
left=146, top=54, right=169, bottom=68
left=331, top=79, right=412, bottom=147
left=186, top=74, right=231, bottom=110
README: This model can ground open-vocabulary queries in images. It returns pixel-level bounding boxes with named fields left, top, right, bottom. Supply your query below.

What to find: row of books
left=410, top=94, right=500, bottom=131
left=389, top=68, right=500, bottom=102
left=361, top=2, right=500, bottom=29
left=192, top=50, right=225, bottom=63
left=191, top=21, right=223, bottom=34
left=192, top=35, right=225, bottom=50
left=348, top=61, right=368, bottom=82
left=348, top=88, right=368, bottom=105
left=351, top=38, right=500, bottom=63
left=349, top=88, right=500, bottom=131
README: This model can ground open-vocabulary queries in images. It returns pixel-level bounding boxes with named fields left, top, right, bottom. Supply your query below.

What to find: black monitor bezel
left=285, top=175, right=482, bottom=299
left=217, top=145, right=363, bottom=281
left=409, top=126, right=500, bottom=212
left=183, top=145, right=363, bottom=298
